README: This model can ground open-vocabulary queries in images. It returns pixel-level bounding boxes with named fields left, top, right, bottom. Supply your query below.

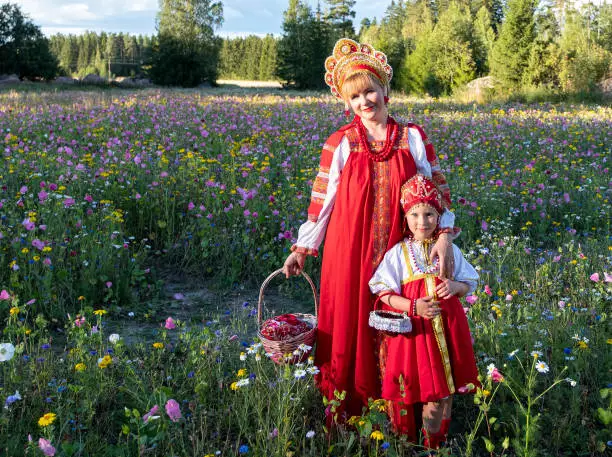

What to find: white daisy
left=307, top=366, right=320, bottom=375
left=236, top=378, right=250, bottom=387
left=294, top=369, right=307, bottom=379
left=535, top=361, right=549, bottom=373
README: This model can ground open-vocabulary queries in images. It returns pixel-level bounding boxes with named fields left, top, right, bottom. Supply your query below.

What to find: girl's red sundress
left=379, top=270, right=481, bottom=438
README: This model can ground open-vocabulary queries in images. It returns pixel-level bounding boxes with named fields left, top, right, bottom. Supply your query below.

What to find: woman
left=282, top=39, right=457, bottom=419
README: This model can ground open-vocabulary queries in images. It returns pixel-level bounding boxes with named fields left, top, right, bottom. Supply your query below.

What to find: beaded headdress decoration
left=324, top=38, right=393, bottom=99
left=400, top=174, right=444, bottom=216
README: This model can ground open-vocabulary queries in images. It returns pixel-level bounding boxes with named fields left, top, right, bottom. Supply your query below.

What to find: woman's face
left=406, top=204, right=439, bottom=241
left=345, top=82, right=386, bottom=124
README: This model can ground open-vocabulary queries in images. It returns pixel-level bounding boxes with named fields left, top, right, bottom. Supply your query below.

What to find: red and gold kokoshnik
left=400, top=174, right=444, bottom=215
left=325, top=38, right=393, bottom=99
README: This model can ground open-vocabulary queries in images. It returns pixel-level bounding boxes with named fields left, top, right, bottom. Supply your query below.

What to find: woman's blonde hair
left=340, top=72, right=388, bottom=101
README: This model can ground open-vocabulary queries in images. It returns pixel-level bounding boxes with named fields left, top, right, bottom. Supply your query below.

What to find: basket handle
left=257, top=268, right=319, bottom=325
left=373, top=291, right=400, bottom=311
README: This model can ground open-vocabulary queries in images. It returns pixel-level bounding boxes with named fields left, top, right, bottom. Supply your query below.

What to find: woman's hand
left=416, top=295, right=441, bottom=319
left=431, top=233, right=454, bottom=279
left=282, top=252, right=306, bottom=278
left=436, top=279, right=469, bottom=299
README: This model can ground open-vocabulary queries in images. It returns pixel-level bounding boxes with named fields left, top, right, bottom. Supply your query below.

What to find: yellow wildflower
left=93, top=309, right=107, bottom=316
left=482, top=389, right=491, bottom=397
left=577, top=341, right=588, bottom=350
left=78, top=296, right=85, bottom=301
left=75, top=363, right=86, bottom=372
left=237, top=368, right=247, bottom=377
left=230, top=382, right=238, bottom=391
left=38, top=412, right=57, bottom=427
left=98, top=355, right=112, bottom=369
left=370, top=430, right=384, bottom=441
left=9, top=307, right=19, bottom=316
left=153, top=342, right=164, bottom=349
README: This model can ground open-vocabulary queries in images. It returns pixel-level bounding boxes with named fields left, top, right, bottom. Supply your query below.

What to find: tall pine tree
left=325, top=0, right=356, bottom=39
left=276, top=0, right=329, bottom=89
left=490, top=0, right=537, bottom=87
left=150, top=0, right=223, bottom=87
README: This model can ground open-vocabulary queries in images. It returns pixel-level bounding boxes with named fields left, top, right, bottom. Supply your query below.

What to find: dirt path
left=105, top=275, right=317, bottom=345
left=217, top=79, right=283, bottom=88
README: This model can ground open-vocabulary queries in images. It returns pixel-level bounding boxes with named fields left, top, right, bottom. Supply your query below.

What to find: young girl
left=369, top=174, right=480, bottom=449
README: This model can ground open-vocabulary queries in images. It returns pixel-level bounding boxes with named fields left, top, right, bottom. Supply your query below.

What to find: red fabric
left=314, top=123, right=417, bottom=418
left=380, top=276, right=480, bottom=406
left=260, top=314, right=312, bottom=341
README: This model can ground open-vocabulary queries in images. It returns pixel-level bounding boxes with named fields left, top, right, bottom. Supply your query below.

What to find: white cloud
left=126, top=0, right=158, bottom=13
left=57, top=3, right=98, bottom=22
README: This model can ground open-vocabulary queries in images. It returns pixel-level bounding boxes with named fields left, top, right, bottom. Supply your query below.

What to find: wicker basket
left=257, top=268, right=318, bottom=364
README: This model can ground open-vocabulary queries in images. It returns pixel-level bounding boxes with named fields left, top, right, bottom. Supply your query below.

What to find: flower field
left=0, top=89, right=610, bottom=456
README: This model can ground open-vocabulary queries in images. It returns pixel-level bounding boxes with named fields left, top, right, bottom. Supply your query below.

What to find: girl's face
left=406, top=204, right=439, bottom=241
left=346, top=82, right=386, bottom=124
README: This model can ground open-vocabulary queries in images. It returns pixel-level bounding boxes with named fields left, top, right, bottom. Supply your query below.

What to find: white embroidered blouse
left=294, top=129, right=455, bottom=253
left=369, top=239, right=479, bottom=295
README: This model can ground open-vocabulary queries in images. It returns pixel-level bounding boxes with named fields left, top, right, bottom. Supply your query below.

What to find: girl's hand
left=436, top=279, right=468, bottom=299
left=282, top=252, right=306, bottom=278
left=431, top=233, right=454, bottom=280
left=416, top=295, right=441, bottom=319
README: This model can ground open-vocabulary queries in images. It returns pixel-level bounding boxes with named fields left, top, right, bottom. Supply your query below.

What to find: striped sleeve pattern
left=307, top=129, right=346, bottom=222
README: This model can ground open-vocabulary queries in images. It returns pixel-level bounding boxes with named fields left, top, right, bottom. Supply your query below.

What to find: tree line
left=48, top=33, right=154, bottom=78
left=1, top=0, right=610, bottom=95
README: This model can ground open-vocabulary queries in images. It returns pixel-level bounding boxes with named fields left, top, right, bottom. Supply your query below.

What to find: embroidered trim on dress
left=425, top=274, right=456, bottom=395
left=401, top=239, right=455, bottom=394
left=290, top=245, right=319, bottom=257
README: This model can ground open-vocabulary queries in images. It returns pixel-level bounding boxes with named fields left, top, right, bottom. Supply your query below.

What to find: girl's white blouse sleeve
left=369, top=244, right=405, bottom=295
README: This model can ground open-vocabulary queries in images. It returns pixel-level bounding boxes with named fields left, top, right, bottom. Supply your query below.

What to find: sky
left=11, top=0, right=392, bottom=38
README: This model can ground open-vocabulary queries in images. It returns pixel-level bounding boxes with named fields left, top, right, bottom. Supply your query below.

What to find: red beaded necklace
left=354, top=115, right=398, bottom=162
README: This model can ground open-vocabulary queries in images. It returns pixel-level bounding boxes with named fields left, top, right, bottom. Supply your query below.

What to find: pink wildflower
left=38, top=438, right=56, bottom=456
left=0, top=290, right=10, bottom=300
left=142, top=404, right=159, bottom=423
left=487, top=364, right=504, bottom=383
left=589, top=273, right=599, bottom=282
left=165, top=399, right=182, bottom=422
left=164, top=317, right=176, bottom=330
left=604, top=272, right=612, bottom=283
left=484, top=285, right=492, bottom=296
left=465, top=295, right=478, bottom=305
